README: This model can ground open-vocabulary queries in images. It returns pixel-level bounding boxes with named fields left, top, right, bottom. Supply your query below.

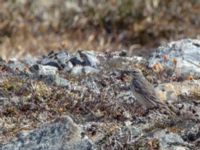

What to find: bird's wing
left=132, top=79, right=161, bottom=107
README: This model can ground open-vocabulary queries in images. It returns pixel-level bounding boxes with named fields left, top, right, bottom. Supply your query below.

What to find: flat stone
left=54, top=76, right=70, bottom=87
left=79, top=51, right=100, bottom=68
left=7, top=60, right=28, bottom=74
left=154, top=130, right=190, bottom=150
left=70, top=51, right=99, bottom=68
left=63, top=61, right=74, bottom=72
left=29, top=64, right=58, bottom=76
left=0, top=116, right=94, bottom=150
left=83, top=66, right=99, bottom=74
left=39, top=51, right=71, bottom=70
left=70, top=65, right=83, bottom=75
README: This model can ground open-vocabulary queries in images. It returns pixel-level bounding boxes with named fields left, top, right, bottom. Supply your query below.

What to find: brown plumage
left=122, top=68, right=176, bottom=116
left=130, top=69, right=161, bottom=109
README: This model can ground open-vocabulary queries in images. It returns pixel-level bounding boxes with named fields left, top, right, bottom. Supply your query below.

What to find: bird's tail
left=159, top=103, right=178, bottom=118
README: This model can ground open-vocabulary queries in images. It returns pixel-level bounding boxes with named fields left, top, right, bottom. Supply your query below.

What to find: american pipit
left=122, top=68, right=176, bottom=115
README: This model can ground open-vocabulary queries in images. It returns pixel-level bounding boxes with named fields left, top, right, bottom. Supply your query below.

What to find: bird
left=131, top=68, right=160, bottom=109
left=121, top=68, right=176, bottom=116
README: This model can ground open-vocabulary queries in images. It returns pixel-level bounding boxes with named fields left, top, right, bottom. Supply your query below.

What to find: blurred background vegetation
left=0, top=0, right=200, bottom=59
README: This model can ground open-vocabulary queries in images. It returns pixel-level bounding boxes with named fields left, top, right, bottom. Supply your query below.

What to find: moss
left=30, top=81, right=50, bottom=97
left=0, top=77, right=23, bottom=91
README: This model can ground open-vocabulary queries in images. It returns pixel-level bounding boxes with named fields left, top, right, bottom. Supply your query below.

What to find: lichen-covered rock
left=71, top=51, right=100, bottom=68
left=83, top=66, right=99, bottom=75
left=155, top=80, right=200, bottom=102
left=154, top=130, right=191, bottom=150
left=29, top=64, right=58, bottom=76
left=149, top=39, right=200, bottom=81
left=39, top=51, right=71, bottom=70
left=37, top=50, right=100, bottom=75
left=0, top=116, right=94, bottom=150
left=6, top=60, right=29, bottom=74
left=54, top=75, right=70, bottom=87
left=70, top=65, right=83, bottom=75
left=181, top=124, right=200, bottom=144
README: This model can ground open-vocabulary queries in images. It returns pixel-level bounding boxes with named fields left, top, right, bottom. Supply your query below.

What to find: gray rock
left=69, top=56, right=83, bottom=66
left=37, top=50, right=100, bottom=75
left=63, top=61, right=74, bottom=72
left=70, top=65, right=99, bottom=75
left=79, top=51, right=99, bottom=68
left=40, top=58, right=59, bottom=68
left=154, top=130, right=190, bottom=150
left=22, top=55, right=37, bottom=66
left=7, top=60, right=28, bottom=74
left=181, top=124, right=200, bottom=143
left=83, top=66, right=99, bottom=74
left=80, top=77, right=101, bottom=94
left=0, top=116, right=94, bottom=150
left=0, top=56, right=4, bottom=63
left=29, top=64, right=58, bottom=76
left=54, top=75, right=70, bottom=87
left=70, top=51, right=99, bottom=68
left=71, top=65, right=83, bottom=75
left=35, top=74, right=67, bottom=87
left=149, top=39, right=200, bottom=79
left=40, top=51, right=71, bottom=70
left=55, top=51, right=71, bottom=64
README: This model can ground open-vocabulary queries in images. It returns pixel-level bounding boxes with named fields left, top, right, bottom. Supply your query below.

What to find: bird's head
left=119, top=68, right=143, bottom=79
left=132, top=68, right=142, bottom=75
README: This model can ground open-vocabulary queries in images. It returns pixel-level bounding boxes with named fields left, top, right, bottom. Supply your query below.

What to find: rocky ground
left=0, top=39, right=200, bottom=150
left=1, top=0, right=200, bottom=59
